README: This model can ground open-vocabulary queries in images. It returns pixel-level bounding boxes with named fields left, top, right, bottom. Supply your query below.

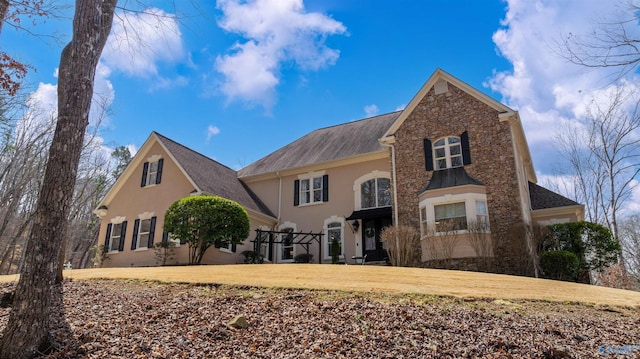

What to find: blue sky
left=3, top=0, right=639, bottom=180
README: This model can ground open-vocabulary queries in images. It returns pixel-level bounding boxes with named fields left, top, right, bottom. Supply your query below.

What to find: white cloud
left=206, top=125, right=221, bottom=141
left=215, top=0, right=347, bottom=108
left=395, top=104, right=406, bottom=112
left=364, top=104, right=379, bottom=118
left=102, top=8, right=185, bottom=78
left=489, top=0, right=640, bottom=161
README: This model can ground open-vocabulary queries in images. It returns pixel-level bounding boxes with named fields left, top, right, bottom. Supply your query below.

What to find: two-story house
left=93, top=69, right=583, bottom=275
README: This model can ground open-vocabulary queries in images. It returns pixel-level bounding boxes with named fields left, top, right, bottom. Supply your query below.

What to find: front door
left=362, top=217, right=392, bottom=262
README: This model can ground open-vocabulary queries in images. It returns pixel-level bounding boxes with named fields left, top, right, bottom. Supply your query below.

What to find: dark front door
left=362, top=217, right=392, bottom=262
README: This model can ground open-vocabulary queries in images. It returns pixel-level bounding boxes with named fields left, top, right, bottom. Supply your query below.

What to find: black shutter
left=155, top=159, right=164, bottom=184
left=118, top=221, right=127, bottom=252
left=131, top=219, right=140, bottom=250
left=232, top=243, right=237, bottom=253
left=141, top=162, right=149, bottom=187
left=461, top=131, right=472, bottom=165
left=147, top=217, right=156, bottom=248
left=322, top=175, right=329, bottom=202
left=105, top=223, right=112, bottom=247
left=293, top=179, right=300, bottom=206
left=423, top=138, right=433, bottom=171
left=162, top=232, right=169, bottom=243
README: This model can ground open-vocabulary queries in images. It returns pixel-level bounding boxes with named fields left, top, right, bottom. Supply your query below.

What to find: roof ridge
left=312, top=110, right=403, bottom=132
left=153, top=131, right=238, bottom=173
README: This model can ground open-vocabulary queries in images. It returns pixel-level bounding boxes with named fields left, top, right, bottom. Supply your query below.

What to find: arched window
left=323, top=216, right=344, bottom=260
left=433, top=136, right=463, bottom=170
left=354, top=171, right=392, bottom=210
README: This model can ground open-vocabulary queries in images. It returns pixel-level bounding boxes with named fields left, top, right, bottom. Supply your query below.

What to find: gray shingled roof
left=529, top=182, right=580, bottom=210
left=155, top=132, right=275, bottom=218
left=237, top=112, right=401, bottom=178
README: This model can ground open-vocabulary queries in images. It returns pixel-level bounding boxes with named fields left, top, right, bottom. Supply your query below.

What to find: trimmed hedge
left=540, top=250, right=579, bottom=281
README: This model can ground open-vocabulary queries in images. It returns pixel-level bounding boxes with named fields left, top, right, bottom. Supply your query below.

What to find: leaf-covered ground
left=0, top=279, right=638, bottom=358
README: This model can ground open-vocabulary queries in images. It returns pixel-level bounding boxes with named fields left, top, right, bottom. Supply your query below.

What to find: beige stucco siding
left=96, top=141, right=276, bottom=267
left=244, top=157, right=391, bottom=263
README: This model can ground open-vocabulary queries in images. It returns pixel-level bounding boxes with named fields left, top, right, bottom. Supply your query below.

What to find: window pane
left=450, top=144, right=461, bottom=155
left=138, top=233, right=149, bottom=248
left=448, top=137, right=460, bottom=144
left=435, top=148, right=446, bottom=158
left=300, top=179, right=309, bottom=190
left=436, top=159, right=447, bottom=169
left=476, top=201, right=487, bottom=215
left=361, top=179, right=376, bottom=208
left=451, top=156, right=463, bottom=167
left=313, top=177, right=322, bottom=189
left=149, top=161, right=158, bottom=172
left=140, top=219, right=151, bottom=233
left=434, top=139, right=445, bottom=146
left=148, top=173, right=157, bottom=184
left=313, top=189, right=322, bottom=202
left=303, top=192, right=310, bottom=204
left=328, top=222, right=341, bottom=229
left=377, top=178, right=391, bottom=206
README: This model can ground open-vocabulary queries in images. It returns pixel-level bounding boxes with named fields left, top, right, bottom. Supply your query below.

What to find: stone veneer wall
left=392, top=83, right=533, bottom=276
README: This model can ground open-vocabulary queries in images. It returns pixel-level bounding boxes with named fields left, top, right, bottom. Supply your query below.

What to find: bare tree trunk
left=0, top=0, right=9, bottom=34
left=0, top=0, right=117, bottom=356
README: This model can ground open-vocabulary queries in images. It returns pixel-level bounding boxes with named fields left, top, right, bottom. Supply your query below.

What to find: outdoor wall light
left=351, top=220, right=360, bottom=233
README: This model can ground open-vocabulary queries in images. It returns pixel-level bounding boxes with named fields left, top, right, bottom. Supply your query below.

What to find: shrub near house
left=163, top=195, right=250, bottom=265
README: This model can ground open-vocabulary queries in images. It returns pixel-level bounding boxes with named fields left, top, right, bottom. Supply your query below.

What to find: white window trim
left=297, top=171, right=326, bottom=206
left=433, top=136, right=463, bottom=170
left=353, top=171, right=392, bottom=210
left=277, top=222, right=297, bottom=263
left=323, top=216, right=345, bottom=260
left=419, top=193, right=489, bottom=237
left=107, top=216, right=126, bottom=254
left=143, top=154, right=162, bottom=188
left=219, top=241, right=233, bottom=253
left=133, top=212, right=155, bottom=251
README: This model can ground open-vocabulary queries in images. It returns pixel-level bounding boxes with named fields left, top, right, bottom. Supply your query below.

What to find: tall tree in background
left=111, top=145, right=132, bottom=180
left=0, top=0, right=118, bottom=356
left=555, top=86, right=640, bottom=266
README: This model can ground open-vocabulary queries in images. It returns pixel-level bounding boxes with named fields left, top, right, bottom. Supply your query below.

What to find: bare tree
left=619, top=215, right=640, bottom=284
left=0, top=0, right=117, bottom=356
left=467, top=221, right=494, bottom=272
left=555, top=86, right=640, bottom=244
left=422, top=223, right=461, bottom=269
left=380, top=225, right=420, bottom=267
left=557, top=1, right=640, bottom=79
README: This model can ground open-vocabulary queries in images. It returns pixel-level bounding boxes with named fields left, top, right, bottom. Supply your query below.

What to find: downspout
left=379, top=136, right=399, bottom=265
left=276, top=171, right=282, bottom=226
left=379, top=136, right=399, bottom=227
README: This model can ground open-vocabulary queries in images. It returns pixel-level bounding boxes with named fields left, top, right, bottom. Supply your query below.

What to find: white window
left=278, top=222, right=297, bottom=262
left=134, top=218, right=152, bottom=250
left=434, top=202, right=467, bottom=232
left=324, top=216, right=345, bottom=260
left=146, top=161, right=159, bottom=186
left=476, top=201, right=490, bottom=230
left=419, top=191, right=490, bottom=235
left=354, top=171, right=392, bottom=210
left=433, top=137, right=463, bottom=170
left=108, top=222, right=123, bottom=252
left=361, top=178, right=391, bottom=209
left=300, top=176, right=323, bottom=204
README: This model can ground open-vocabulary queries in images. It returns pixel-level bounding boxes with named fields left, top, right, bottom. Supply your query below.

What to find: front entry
left=362, top=217, right=392, bottom=262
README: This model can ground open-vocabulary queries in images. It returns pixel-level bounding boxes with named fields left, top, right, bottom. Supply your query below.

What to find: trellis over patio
left=251, top=229, right=324, bottom=264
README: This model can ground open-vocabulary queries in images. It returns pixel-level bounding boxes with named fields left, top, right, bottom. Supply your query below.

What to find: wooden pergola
left=251, top=229, right=324, bottom=263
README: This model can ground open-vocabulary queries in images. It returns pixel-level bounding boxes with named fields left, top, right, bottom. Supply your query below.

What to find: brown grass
left=1, top=264, right=639, bottom=307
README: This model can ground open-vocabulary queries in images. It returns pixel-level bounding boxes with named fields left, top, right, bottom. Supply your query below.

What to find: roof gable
left=97, top=132, right=275, bottom=218
left=383, top=68, right=513, bottom=138
left=238, top=111, right=400, bottom=178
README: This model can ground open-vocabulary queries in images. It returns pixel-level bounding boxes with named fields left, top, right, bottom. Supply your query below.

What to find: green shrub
left=540, top=250, right=579, bottom=281
left=241, top=250, right=264, bottom=264
left=294, top=253, right=314, bottom=263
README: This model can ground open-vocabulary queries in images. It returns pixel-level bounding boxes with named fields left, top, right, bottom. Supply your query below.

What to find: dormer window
left=434, top=137, right=462, bottom=170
